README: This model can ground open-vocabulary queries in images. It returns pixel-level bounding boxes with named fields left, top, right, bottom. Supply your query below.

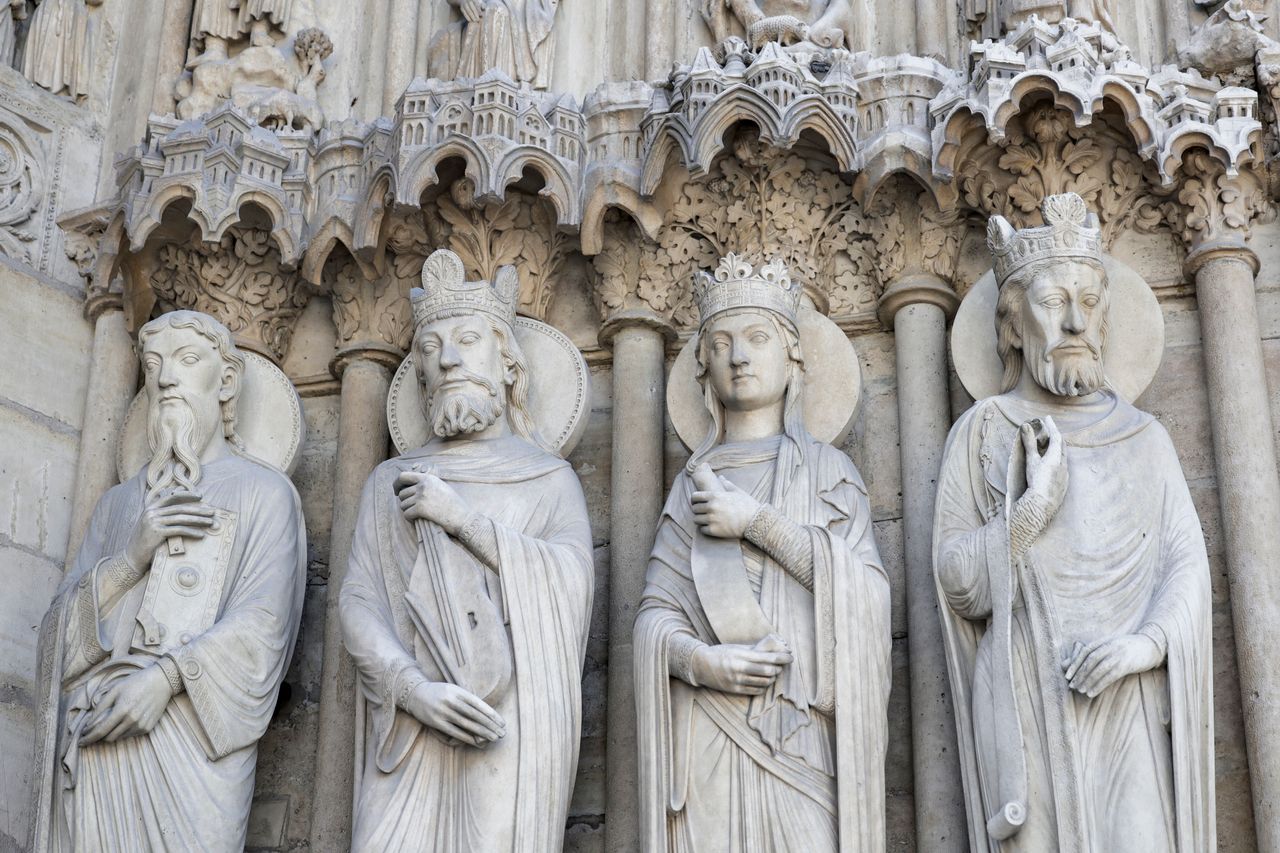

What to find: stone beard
left=634, top=294, right=890, bottom=853
left=28, top=312, right=306, bottom=852
left=340, top=306, right=593, bottom=852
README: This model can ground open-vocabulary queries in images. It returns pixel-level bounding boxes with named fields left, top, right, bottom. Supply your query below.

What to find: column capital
left=329, top=257, right=411, bottom=380
left=598, top=308, right=678, bottom=348
left=84, top=279, right=125, bottom=325
left=1170, top=152, right=1271, bottom=259
left=876, top=273, right=960, bottom=330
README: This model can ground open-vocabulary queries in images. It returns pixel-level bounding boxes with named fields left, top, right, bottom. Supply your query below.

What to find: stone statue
left=428, top=0, right=560, bottom=89
left=28, top=310, right=307, bottom=851
left=700, top=0, right=861, bottom=51
left=634, top=254, right=891, bottom=852
left=190, top=0, right=243, bottom=61
left=933, top=194, right=1214, bottom=851
left=340, top=249, right=594, bottom=852
left=239, top=0, right=294, bottom=47
left=20, top=0, right=100, bottom=98
left=1, top=0, right=27, bottom=68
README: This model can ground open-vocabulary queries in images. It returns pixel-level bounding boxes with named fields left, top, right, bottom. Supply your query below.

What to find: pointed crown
left=410, top=249, right=518, bottom=329
left=986, top=193, right=1103, bottom=287
left=693, top=254, right=803, bottom=328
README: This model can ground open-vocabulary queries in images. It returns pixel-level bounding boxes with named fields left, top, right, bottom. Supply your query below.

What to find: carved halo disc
left=951, top=255, right=1165, bottom=403
left=116, top=351, right=307, bottom=482
left=387, top=316, right=592, bottom=458
left=667, top=307, right=863, bottom=450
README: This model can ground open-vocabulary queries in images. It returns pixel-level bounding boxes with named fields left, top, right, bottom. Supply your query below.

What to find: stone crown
left=987, top=193, right=1103, bottom=287
left=411, top=248, right=518, bottom=329
left=694, top=253, right=802, bottom=327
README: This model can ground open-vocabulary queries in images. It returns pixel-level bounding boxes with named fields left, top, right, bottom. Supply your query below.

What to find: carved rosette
left=149, top=227, right=310, bottom=363
left=0, top=120, right=42, bottom=265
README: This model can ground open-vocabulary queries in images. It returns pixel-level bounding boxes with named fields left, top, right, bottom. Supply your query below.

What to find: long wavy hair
left=686, top=307, right=808, bottom=474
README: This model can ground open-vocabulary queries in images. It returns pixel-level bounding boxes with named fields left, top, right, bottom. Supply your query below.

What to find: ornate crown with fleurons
left=693, top=254, right=803, bottom=328
left=410, top=248, right=519, bottom=329
left=986, top=193, right=1103, bottom=288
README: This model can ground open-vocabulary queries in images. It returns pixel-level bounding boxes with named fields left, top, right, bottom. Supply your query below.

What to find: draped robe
left=635, top=433, right=890, bottom=853
left=29, top=454, right=306, bottom=852
left=341, top=435, right=593, bottom=853
left=430, top=0, right=559, bottom=88
left=933, top=391, right=1214, bottom=852
left=21, top=0, right=94, bottom=97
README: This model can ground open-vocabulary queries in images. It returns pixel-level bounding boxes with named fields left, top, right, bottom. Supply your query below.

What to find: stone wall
left=4, top=0, right=1280, bottom=850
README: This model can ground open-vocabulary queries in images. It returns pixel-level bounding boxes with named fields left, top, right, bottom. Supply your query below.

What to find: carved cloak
left=341, top=435, right=593, bottom=853
left=933, top=392, right=1214, bottom=852
left=28, top=454, right=306, bottom=852
left=635, top=433, right=890, bottom=853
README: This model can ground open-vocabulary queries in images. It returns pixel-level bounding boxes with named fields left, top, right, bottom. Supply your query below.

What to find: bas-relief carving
left=178, top=21, right=333, bottom=131
left=934, top=194, right=1214, bottom=850
left=0, top=112, right=43, bottom=263
left=700, top=0, right=863, bottom=51
left=635, top=254, right=890, bottom=852
left=428, top=0, right=560, bottom=90
left=964, top=0, right=1116, bottom=39
left=29, top=310, right=306, bottom=851
left=340, top=249, right=593, bottom=852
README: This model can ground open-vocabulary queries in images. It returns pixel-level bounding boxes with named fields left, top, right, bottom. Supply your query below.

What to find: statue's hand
left=690, top=635, right=792, bottom=696
left=1022, top=416, right=1068, bottom=513
left=406, top=681, right=506, bottom=747
left=124, top=489, right=217, bottom=570
left=459, top=0, right=485, bottom=23
left=79, top=664, right=172, bottom=746
left=1062, top=634, right=1164, bottom=698
left=690, top=464, right=761, bottom=539
left=396, top=469, right=470, bottom=535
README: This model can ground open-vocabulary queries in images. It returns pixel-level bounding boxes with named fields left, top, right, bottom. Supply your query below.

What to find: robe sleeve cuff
left=744, top=504, right=814, bottom=588
left=158, top=654, right=185, bottom=696
left=667, top=632, right=705, bottom=687
left=1137, top=622, right=1168, bottom=658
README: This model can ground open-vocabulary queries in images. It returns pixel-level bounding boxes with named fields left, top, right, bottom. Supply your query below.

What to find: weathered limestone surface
left=7, top=0, right=1280, bottom=851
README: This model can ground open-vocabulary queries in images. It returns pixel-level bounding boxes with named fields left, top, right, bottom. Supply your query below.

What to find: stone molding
left=876, top=273, right=961, bottom=329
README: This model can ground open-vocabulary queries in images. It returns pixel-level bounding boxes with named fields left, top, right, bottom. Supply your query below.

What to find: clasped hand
left=124, top=489, right=217, bottom=570
left=396, top=468, right=471, bottom=535
left=690, top=464, right=761, bottom=539
left=691, top=634, right=793, bottom=696
left=79, top=664, right=172, bottom=746
left=406, top=681, right=506, bottom=747
left=1062, top=634, right=1163, bottom=698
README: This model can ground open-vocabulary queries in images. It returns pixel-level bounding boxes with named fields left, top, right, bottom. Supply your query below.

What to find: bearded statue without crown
left=29, top=310, right=306, bottom=852
left=934, top=193, right=1215, bottom=851
left=340, top=249, right=593, bottom=852
left=634, top=253, right=891, bottom=853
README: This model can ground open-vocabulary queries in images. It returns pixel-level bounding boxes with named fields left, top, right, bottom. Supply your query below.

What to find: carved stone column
left=877, top=272, right=966, bottom=851
left=593, top=229, right=677, bottom=853
left=65, top=278, right=137, bottom=562
left=310, top=259, right=410, bottom=853
left=1177, top=156, right=1280, bottom=849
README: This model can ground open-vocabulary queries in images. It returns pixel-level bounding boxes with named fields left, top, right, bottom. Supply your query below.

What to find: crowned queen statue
left=934, top=193, right=1215, bottom=851
left=635, top=254, right=891, bottom=853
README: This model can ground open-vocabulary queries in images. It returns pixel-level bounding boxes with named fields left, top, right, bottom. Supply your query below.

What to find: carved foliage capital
left=149, top=227, right=310, bottom=363
left=329, top=254, right=411, bottom=366
left=1171, top=150, right=1272, bottom=251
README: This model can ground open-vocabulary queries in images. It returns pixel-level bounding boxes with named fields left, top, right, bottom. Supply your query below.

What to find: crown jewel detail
left=693, top=253, right=803, bottom=326
left=986, top=193, right=1103, bottom=287
left=411, top=249, right=519, bottom=329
